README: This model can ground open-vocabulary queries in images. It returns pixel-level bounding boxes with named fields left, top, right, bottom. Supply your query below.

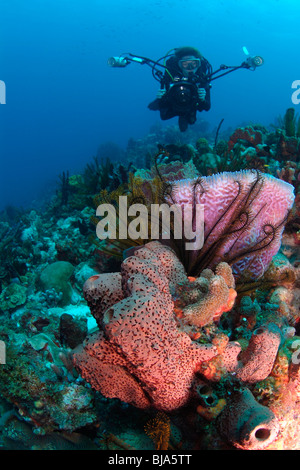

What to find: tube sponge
left=236, top=323, right=281, bottom=383
left=217, top=388, right=280, bottom=450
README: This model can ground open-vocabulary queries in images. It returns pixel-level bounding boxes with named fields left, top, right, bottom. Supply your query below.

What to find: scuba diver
left=108, top=46, right=264, bottom=132
left=148, top=46, right=212, bottom=132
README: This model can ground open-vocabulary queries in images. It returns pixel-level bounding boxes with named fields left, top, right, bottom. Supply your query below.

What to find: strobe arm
left=108, top=53, right=167, bottom=69
left=207, top=55, right=264, bottom=82
left=107, top=55, right=146, bottom=67
left=107, top=53, right=167, bottom=81
left=107, top=50, right=264, bottom=83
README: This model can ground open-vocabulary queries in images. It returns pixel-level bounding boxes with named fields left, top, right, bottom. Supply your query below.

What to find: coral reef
left=1, top=414, right=98, bottom=450
left=0, top=283, right=27, bottom=311
left=228, top=126, right=263, bottom=152
left=0, top=312, right=97, bottom=437
left=1, top=116, right=300, bottom=451
left=73, top=230, right=300, bottom=449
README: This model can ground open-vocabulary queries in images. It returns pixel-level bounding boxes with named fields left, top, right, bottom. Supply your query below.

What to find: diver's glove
left=156, top=88, right=166, bottom=99
left=197, top=88, right=206, bottom=101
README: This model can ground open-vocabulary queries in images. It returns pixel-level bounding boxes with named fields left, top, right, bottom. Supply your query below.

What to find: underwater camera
left=167, top=82, right=199, bottom=113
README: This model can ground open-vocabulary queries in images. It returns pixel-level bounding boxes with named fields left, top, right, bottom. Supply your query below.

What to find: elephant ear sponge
left=73, top=242, right=240, bottom=411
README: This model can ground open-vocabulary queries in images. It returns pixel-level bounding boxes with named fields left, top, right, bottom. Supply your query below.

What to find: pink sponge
left=236, top=323, right=282, bottom=383
left=73, top=331, right=151, bottom=409
left=74, top=242, right=239, bottom=411
left=170, top=170, right=295, bottom=279
left=83, top=272, right=123, bottom=326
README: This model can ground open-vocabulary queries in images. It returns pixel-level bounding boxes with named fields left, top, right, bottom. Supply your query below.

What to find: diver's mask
left=178, top=56, right=201, bottom=76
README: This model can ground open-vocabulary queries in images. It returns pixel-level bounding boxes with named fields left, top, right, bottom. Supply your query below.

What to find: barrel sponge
left=170, top=171, right=295, bottom=279
left=217, top=388, right=280, bottom=450
left=145, top=241, right=188, bottom=286
left=221, top=341, right=241, bottom=372
left=236, top=323, right=281, bottom=383
left=73, top=242, right=240, bottom=411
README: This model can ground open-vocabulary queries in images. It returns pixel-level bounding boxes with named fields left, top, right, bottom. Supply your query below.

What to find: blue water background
left=0, top=0, right=299, bottom=210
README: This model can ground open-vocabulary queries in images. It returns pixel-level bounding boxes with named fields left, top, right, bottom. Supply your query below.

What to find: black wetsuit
left=148, top=55, right=212, bottom=129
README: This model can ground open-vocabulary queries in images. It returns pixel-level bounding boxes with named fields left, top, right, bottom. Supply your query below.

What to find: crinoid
left=90, top=149, right=173, bottom=259
left=90, top=148, right=294, bottom=285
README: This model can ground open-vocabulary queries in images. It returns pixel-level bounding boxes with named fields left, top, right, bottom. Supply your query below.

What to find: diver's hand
left=197, top=88, right=206, bottom=101
left=156, top=88, right=166, bottom=99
